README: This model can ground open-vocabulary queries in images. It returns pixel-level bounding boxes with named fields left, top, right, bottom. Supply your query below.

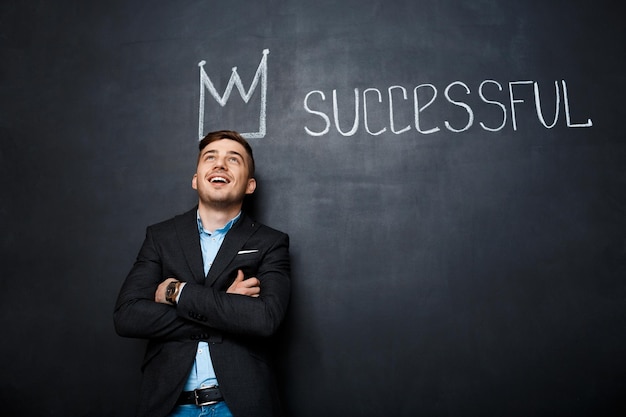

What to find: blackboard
left=1, top=1, right=625, bottom=416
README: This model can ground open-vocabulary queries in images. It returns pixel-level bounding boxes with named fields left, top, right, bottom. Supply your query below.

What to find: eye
left=228, top=156, right=241, bottom=164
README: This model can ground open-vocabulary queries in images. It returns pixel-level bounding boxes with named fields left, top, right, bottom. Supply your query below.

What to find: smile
left=209, top=176, right=230, bottom=184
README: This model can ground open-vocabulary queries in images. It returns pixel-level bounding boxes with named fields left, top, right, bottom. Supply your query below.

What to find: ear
left=191, top=173, right=198, bottom=190
left=245, top=178, right=257, bottom=195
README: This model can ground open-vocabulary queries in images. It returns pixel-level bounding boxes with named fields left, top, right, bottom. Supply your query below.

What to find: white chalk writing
left=303, top=79, right=592, bottom=137
left=198, top=49, right=269, bottom=139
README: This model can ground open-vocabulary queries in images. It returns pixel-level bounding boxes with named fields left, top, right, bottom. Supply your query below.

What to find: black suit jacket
left=114, top=208, right=290, bottom=417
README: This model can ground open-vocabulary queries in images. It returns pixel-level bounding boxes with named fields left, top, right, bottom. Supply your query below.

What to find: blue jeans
left=168, top=402, right=234, bottom=417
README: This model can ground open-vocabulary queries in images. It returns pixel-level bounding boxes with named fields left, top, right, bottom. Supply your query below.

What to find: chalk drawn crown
left=198, top=49, right=269, bottom=139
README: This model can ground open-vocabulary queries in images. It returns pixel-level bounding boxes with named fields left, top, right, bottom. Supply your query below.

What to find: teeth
left=210, top=177, right=228, bottom=183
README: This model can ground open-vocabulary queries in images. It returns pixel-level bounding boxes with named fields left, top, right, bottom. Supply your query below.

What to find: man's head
left=198, top=130, right=255, bottom=178
left=192, top=130, right=256, bottom=211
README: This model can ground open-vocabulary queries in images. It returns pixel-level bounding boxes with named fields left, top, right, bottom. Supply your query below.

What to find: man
left=114, top=130, right=290, bottom=417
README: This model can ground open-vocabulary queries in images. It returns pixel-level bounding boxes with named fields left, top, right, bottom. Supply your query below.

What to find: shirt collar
left=196, top=211, right=241, bottom=236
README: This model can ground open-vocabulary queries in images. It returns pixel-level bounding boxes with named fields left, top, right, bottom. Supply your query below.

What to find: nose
left=212, top=156, right=228, bottom=170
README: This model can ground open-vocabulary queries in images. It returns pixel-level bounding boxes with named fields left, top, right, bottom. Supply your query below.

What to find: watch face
left=166, top=282, right=176, bottom=299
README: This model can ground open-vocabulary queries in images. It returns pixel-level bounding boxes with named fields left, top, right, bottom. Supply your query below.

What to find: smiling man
left=114, top=130, right=291, bottom=417
left=193, top=138, right=256, bottom=221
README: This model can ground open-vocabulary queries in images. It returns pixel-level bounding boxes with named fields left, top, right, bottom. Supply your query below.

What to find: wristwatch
left=165, top=280, right=180, bottom=305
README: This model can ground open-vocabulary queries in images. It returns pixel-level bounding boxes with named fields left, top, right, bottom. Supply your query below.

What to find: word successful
left=303, top=79, right=593, bottom=137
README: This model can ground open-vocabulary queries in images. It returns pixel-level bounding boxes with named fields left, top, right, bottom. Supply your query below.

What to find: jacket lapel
left=206, top=213, right=258, bottom=288
left=174, top=207, right=206, bottom=284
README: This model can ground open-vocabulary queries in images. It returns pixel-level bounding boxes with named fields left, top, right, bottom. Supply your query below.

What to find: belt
left=177, top=385, right=224, bottom=406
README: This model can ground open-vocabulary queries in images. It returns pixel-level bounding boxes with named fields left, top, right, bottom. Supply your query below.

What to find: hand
left=155, top=277, right=179, bottom=304
left=227, top=270, right=260, bottom=297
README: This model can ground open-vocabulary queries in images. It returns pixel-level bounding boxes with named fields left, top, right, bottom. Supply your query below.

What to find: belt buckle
left=194, top=385, right=218, bottom=406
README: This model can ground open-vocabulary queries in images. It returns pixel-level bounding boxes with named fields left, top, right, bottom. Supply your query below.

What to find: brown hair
left=198, top=130, right=255, bottom=177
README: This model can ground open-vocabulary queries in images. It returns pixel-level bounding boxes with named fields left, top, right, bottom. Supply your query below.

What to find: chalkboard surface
left=1, top=1, right=625, bottom=416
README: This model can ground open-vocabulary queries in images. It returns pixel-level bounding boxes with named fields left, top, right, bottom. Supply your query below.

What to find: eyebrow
left=202, top=149, right=245, bottom=160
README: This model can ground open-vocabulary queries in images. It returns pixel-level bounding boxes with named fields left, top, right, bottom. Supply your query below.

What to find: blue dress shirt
left=181, top=211, right=241, bottom=391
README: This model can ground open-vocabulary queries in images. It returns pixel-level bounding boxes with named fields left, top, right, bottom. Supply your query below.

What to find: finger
left=244, top=277, right=260, bottom=287
left=247, top=286, right=261, bottom=296
left=239, top=279, right=260, bottom=292
left=234, top=269, right=245, bottom=283
left=227, top=270, right=246, bottom=294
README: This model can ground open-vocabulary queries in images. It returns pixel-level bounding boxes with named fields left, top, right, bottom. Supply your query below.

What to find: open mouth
left=209, top=176, right=230, bottom=184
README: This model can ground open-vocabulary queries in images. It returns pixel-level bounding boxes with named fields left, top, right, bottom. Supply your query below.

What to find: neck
left=197, top=202, right=242, bottom=232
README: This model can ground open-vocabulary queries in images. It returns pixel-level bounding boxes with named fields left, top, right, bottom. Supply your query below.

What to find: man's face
left=192, top=139, right=256, bottom=209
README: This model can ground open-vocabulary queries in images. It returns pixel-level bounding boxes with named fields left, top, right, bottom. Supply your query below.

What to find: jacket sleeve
left=113, top=226, right=206, bottom=341
left=176, top=231, right=291, bottom=338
